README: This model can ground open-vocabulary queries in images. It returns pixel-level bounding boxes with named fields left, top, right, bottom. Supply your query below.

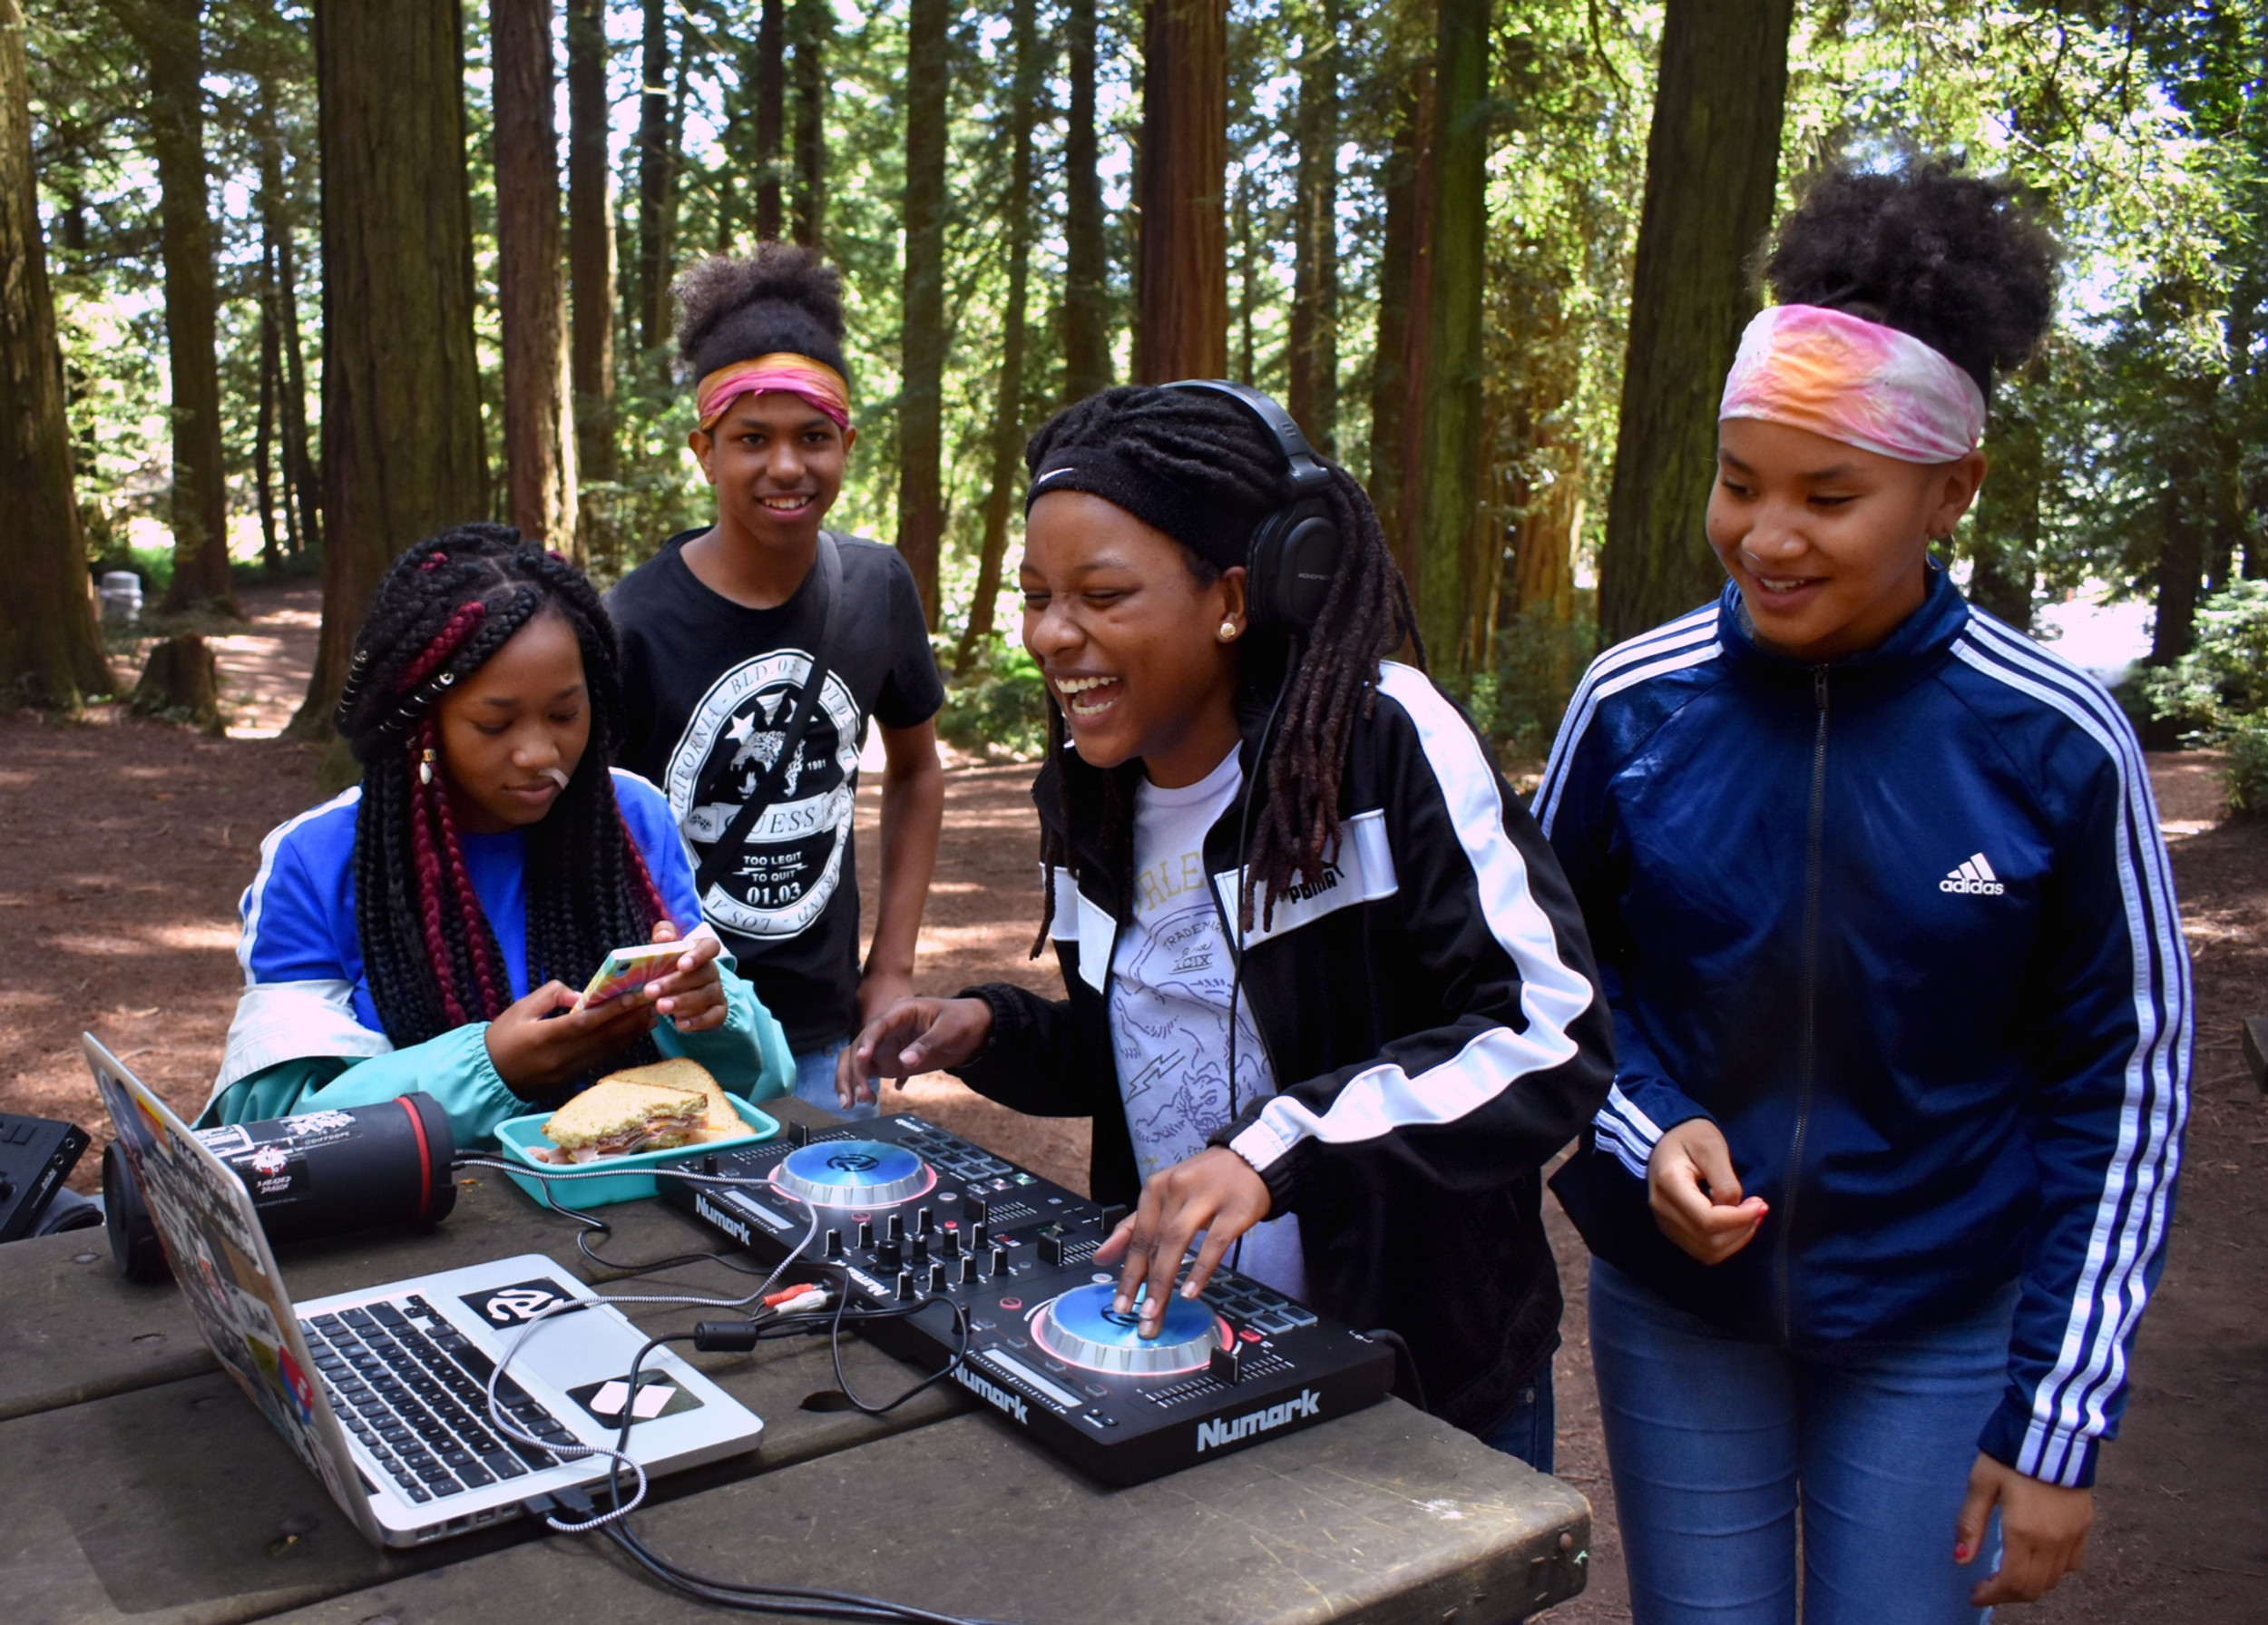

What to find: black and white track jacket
left=953, top=661, right=1615, bottom=1433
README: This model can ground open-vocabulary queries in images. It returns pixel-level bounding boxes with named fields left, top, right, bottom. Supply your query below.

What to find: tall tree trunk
left=1366, top=68, right=1431, bottom=585
left=1597, top=0, right=1794, bottom=643
left=130, top=0, right=237, bottom=614
left=957, top=0, right=1040, bottom=675
left=898, top=0, right=950, bottom=626
left=789, top=0, right=829, bottom=247
left=1967, top=368, right=2042, bottom=630
left=566, top=0, right=618, bottom=565
left=1414, top=0, right=1489, bottom=677
left=753, top=0, right=784, bottom=239
left=494, top=0, right=579, bottom=555
left=1287, top=0, right=1339, bottom=450
left=294, top=0, right=487, bottom=739
left=1061, top=0, right=1110, bottom=401
left=1134, top=0, right=1227, bottom=381
left=256, top=244, right=281, bottom=570
left=1234, top=168, right=1256, bottom=383
left=252, top=73, right=317, bottom=558
left=0, top=0, right=112, bottom=708
left=635, top=0, right=673, bottom=352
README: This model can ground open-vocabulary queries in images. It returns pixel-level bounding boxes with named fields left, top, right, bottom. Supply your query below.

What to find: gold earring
left=1218, top=621, right=1238, bottom=641
left=419, top=749, right=436, bottom=786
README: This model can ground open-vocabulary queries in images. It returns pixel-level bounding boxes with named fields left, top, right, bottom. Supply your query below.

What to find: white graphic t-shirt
left=1108, top=749, right=1308, bottom=1301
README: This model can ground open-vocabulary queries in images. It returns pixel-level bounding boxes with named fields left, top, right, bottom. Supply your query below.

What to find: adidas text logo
left=1195, top=1387, right=1322, bottom=1453
left=1940, top=853, right=2005, bottom=896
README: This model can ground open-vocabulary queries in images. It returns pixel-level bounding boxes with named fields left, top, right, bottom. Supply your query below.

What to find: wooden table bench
left=0, top=1100, right=1590, bottom=1624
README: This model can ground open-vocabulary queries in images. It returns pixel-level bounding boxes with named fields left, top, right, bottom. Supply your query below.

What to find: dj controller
left=657, top=1115, right=1393, bottom=1485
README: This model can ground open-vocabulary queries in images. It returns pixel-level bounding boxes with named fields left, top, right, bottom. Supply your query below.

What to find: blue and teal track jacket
left=1541, top=567, right=2190, bottom=1490
left=202, top=768, right=795, bottom=1146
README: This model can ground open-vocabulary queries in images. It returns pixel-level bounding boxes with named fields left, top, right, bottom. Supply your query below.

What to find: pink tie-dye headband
left=1719, top=304, right=1985, bottom=465
left=695, top=353, right=852, bottom=432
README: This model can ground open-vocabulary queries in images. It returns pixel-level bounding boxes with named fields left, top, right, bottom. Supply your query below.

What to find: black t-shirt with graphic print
left=608, top=529, right=943, bottom=1053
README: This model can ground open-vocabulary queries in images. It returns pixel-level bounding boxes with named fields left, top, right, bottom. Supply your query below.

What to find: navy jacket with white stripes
left=1540, top=566, right=2190, bottom=1490
left=953, top=661, right=1617, bottom=1434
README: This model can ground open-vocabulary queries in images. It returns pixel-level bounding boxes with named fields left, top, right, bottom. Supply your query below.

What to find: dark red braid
left=425, top=733, right=511, bottom=1021
left=397, top=602, right=487, bottom=694
left=405, top=720, right=469, bottom=1029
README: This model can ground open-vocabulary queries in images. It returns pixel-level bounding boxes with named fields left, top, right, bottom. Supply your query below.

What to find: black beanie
left=1023, top=444, right=1262, bottom=572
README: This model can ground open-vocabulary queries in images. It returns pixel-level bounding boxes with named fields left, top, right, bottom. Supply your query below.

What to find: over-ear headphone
left=1166, top=378, right=1344, bottom=636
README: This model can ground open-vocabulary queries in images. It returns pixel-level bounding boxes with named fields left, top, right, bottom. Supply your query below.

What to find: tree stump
left=131, top=633, right=225, bottom=735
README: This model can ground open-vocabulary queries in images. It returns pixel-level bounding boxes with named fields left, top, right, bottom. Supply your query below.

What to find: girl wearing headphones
left=844, top=384, right=1615, bottom=1464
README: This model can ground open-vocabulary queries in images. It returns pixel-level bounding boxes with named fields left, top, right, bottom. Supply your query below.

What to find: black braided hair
left=672, top=241, right=850, bottom=383
left=1764, top=155, right=2058, bottom=400
left=1023, top=386, right=1421, bottom=949
left=335, top=524, right=670, bottom=1070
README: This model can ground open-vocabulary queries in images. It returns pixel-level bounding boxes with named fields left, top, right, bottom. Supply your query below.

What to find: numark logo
left=953, top=1362, right=1031, bottom=1425
left=1195, top=1388, right=1321, bottom=1453
left=1940, top=853, right=2006, bottom=896
left=694, top=1191, right=753, bottom=1246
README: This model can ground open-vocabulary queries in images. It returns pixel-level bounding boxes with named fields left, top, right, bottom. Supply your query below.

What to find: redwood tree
left=897, top=0, right=949, bottom=625
left=1134, top=0, right=1227, bottom=381
left=567, top=0, right=618, bottom=560
left=294, top=0, right=486, bottom=738
left=634, top=0, right=673, bottom=350
left=1414, top=0, right=1488, bottom=672
left=0, top=0, right=112, bottom=707
left=493, top=0, right=578, bottom=554
left=788, top=0, right=829, bottom=247
left=1287, top=0, right=1339, bottom=450
left=1366, top=68, right=1432, bottom=586
left=959, top=0, right=1041, bottom=672
left=117, top=0, right=237, bottom=613
left=1597, top=0, right=1795, bottom=643
left=1061, top=0, right=1110, bottom=401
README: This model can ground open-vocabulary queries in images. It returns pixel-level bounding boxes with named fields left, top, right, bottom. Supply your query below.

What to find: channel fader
left=657, top=1115, right=1393, bottom=1485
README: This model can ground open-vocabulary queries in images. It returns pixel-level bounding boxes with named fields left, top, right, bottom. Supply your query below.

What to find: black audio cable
left=1361, top=1326, right=1428, bottom=1414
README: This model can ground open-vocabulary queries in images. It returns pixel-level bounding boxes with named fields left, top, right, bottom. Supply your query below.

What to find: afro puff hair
left=1763, top=156, right=2058, bottom=398
left=672, top=241, right=849, bottom=384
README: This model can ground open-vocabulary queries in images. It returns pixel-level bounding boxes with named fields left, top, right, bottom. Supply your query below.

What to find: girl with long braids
left=203, top=524, right=794, bottom=1144
left=1542, top=159, right=2188, bottom=1620
left=842, top=384, right=1615, bottom=1466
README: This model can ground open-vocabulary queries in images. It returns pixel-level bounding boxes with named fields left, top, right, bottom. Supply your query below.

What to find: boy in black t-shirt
left=610, top=247, right=944, bottom=1111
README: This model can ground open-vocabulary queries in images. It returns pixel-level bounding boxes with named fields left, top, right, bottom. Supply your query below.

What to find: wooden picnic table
left=0, top=1099, right=1590, bottom=1625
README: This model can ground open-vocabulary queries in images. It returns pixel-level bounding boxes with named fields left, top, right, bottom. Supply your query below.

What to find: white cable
left=449, top=1160, right=824, bottom=1532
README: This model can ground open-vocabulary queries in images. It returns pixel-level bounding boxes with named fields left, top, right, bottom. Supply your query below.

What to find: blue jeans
left=1475, top=1358, right=1556, bottom=1473
left=1589, top=1257, right=2015, bottom=1625
left=792, top=1041, right=876, bottom=1119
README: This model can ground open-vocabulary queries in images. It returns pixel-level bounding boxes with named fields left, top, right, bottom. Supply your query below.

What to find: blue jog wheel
left=771, top=1140, right=933, bottom=1208
left=1032, top=1281, right=1223, bottom=1375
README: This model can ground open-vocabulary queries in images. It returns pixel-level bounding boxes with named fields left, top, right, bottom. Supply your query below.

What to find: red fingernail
left=1954, top=1543, right=1970, bottom=1561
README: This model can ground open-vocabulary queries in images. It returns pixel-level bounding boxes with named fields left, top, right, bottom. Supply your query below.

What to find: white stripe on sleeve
left=1536, top=617, right=1723, bottom=837
left=1227, top=663, right=1598, bottom=1170
left=1953, top=619, right=2190, bottom=1486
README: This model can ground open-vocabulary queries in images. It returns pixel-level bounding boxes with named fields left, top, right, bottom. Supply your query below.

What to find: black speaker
left=1166, top=378, right=1344, bottom=636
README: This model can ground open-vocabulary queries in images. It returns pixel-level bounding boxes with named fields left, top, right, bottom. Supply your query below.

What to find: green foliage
left=2142, top=579, right=2268, bottom=735
left=2222, top=716, right=2268, bottom=817
left=935, top=633, right=1050, bottom=760
left=1456, top=604, right=1599, bottom=760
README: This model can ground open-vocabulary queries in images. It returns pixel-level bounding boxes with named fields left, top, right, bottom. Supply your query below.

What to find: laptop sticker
left=569, top=1375, right=706, bottom=1424
left=460, top=1277, right=588, bottom=1329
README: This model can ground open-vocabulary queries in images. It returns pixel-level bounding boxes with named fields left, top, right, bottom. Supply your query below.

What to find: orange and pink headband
left=1720, top=304, right=1985, bottom=465
left=695, top=353, right=851, bottom=432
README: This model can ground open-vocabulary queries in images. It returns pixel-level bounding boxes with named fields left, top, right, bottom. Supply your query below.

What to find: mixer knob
left=824, top=1227, right=843, bottom=1258
left=989, top=1244, right=1010, bottom=1277
left=927, top=1263, right=947, bottom=1294
left=876, top=1238, right=903, bottom=1269
left=957, top=1255, right=978, bottom=1286
left=971, top=1220, right=990, bottom=1249
left=910, top=1233, right=930, bottom=1264
left=885, top=1213, right=904, bottom=1244
left=940, top=1227, right=962, bottom=1258
left=856, top=1219, right=875, bottom=1249
left=916, top=1206, right=934, bottom=1237
left=1037, top=1235, right=1065, bottom=1267
left=896, top=1269, right=917, bottom=1301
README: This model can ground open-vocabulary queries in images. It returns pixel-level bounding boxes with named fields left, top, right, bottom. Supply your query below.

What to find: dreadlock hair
left=1763, top=154, right=2058, bottom=401
left=335, top=524, right=670, bottom=1062
left=1025, top=385, right=1421, bottom=952
left=672, top=241, right=850, bottom=384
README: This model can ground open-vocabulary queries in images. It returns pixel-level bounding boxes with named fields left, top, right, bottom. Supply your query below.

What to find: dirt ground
left=2, top=581, right=2260, bottom=1621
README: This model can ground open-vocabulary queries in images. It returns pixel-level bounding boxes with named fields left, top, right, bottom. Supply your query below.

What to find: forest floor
left=1, top=579, right=2260, bottom=1621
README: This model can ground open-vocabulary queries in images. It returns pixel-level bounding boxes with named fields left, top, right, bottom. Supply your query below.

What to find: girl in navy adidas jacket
left=1543, top=161, right=2188, bottom=1622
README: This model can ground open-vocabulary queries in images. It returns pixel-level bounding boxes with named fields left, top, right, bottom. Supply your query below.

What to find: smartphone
left=577, top=941, right=687, bottom=1010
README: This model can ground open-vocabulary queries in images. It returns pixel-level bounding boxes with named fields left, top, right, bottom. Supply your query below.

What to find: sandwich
left=601, top=1058, right=747, bottom=1141
left=535, top=1078, right=708, bottom=1163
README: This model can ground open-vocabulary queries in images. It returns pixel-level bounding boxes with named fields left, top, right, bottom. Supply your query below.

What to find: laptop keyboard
left=299, top=1295, right=582, bottom=1503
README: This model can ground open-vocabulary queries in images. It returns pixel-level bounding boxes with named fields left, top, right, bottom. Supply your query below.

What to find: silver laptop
left=85, top=1033, right=764, bottom=1548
